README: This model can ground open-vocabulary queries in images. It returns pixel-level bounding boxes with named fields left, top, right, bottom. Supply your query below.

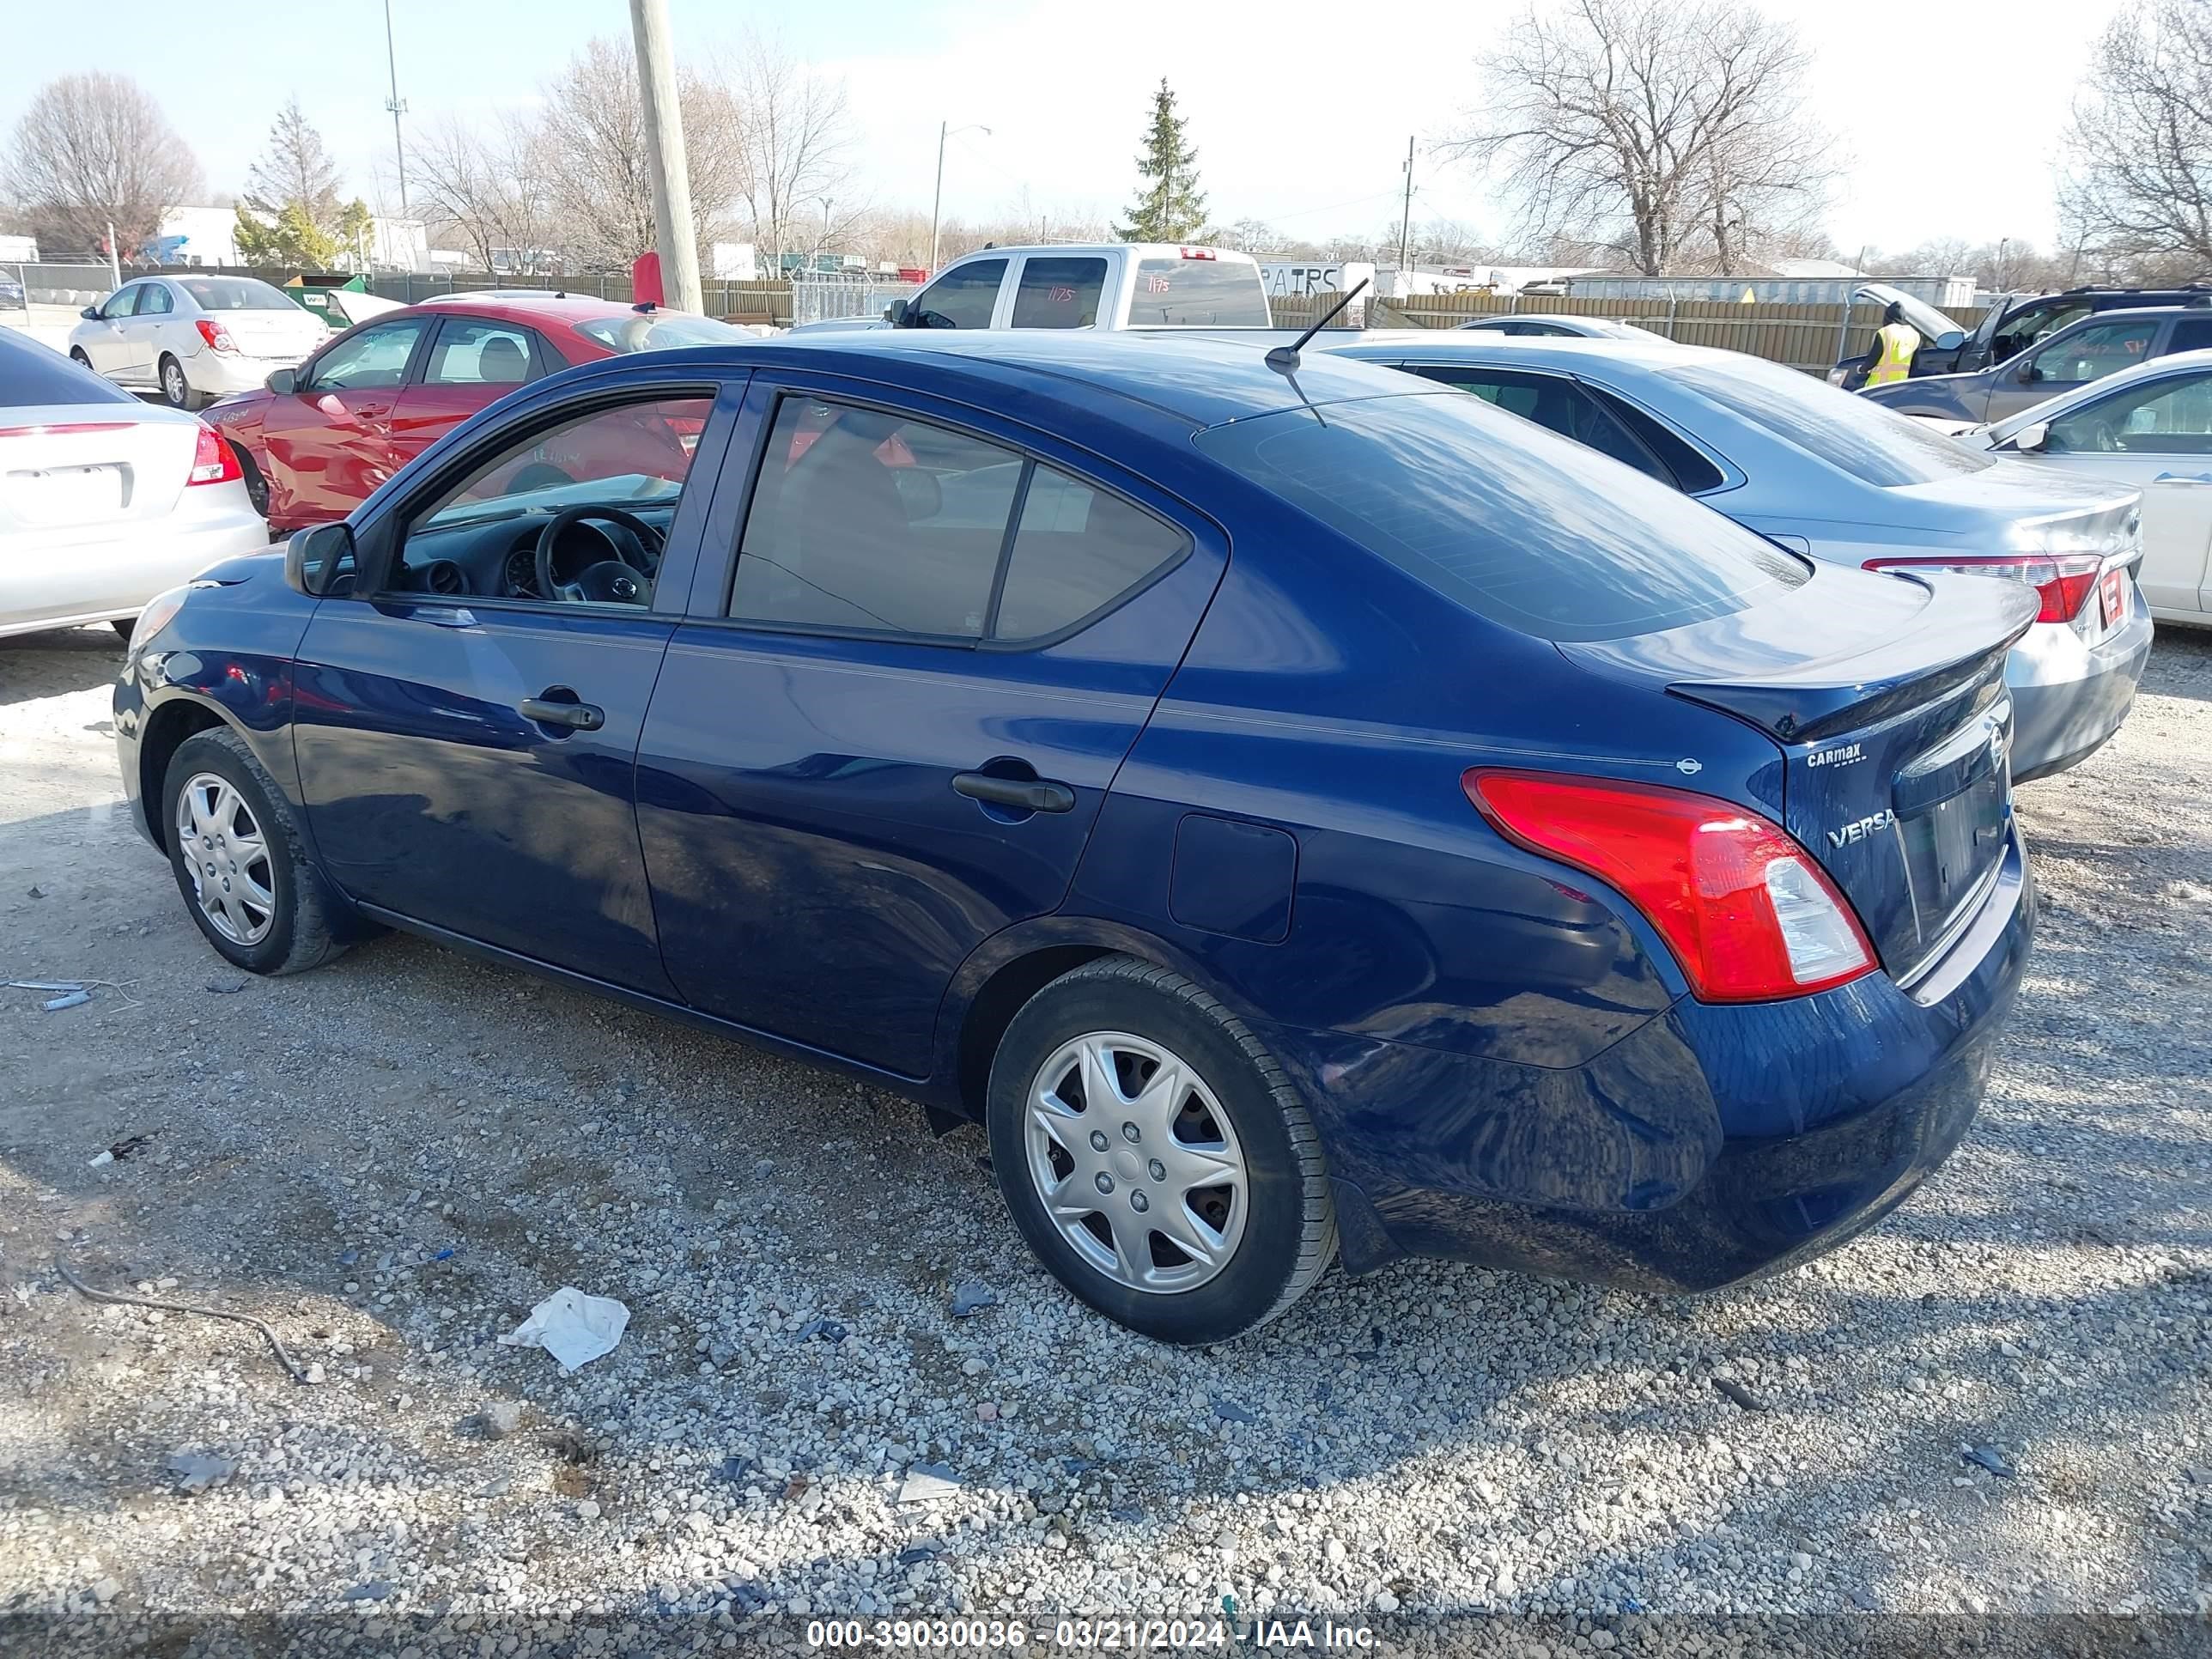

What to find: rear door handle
left=952, top=772, right=1076, bottom=814
left=520, top=696, right=605, bottom=732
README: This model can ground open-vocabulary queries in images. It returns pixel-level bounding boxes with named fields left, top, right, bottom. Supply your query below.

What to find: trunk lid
left=1565, top=564, right=2039, bottom=988
left=0, top=404, right=196, bottom=537
left=221, top=307, right=329, bottom=358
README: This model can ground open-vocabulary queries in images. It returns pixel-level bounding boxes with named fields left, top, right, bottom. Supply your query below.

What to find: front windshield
left=1673, top=359, right=1995, bottom=488
left=572, top=313, right=750, bottom=354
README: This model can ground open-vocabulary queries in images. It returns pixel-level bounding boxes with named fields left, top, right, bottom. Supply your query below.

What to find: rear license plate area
left=7, top=465, right=125, bottom=525
left=2099, top=569, right=2126, bottom=629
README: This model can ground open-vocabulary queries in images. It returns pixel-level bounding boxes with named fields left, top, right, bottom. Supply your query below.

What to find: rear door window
left=993, top=468, right=1187, bottom=637
left=1194, top=392, right=1807, bottom=643
left=1010, top=257, right=1108, bottom=329
left=2164, top=317, right=2212, bottom=356
left=907, top=260, right=1006, bottom=330
left=2029, top=319, right=2160, bottom=386
left=1410, top=366, right=1676, bottom=486
left=1124, top=258, right=1269, bottom=325
left=424, top=319, right=542, bottom=386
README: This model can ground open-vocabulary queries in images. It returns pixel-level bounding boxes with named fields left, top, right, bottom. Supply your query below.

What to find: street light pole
left=629, top=0, right=702, bottom=313
left=383, top=0, right=409, bottom=215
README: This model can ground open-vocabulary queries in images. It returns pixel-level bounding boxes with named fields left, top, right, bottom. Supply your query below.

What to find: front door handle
left=2153, top=472, right=2212, bottom=485
left=520, top=695, right=605, bottom=732
left=952, top=772, right=1076, bottom=814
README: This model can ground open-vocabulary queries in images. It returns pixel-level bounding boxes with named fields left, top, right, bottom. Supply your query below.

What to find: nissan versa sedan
left=1330, top=334, right=2151, bottom=781
left=117, top=334, right=2037, bottom=1343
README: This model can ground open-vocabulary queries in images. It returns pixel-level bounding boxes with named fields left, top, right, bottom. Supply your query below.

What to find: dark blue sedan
left=114, top=333, right=2039, bottom=1343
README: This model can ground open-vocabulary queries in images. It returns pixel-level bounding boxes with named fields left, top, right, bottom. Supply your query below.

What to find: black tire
left=158, top=353, right=202, bottom=411
left=70, top=348, right=93, bottom=369
left=986, top=956, right=1336, bottom=1344
left=231, top=442, right=270, bottom=520
left=161, top=726, right=351, bottom=976
left=110, top=618, right=136, bottom=643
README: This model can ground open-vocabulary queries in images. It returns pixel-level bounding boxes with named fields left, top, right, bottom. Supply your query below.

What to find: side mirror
left=266, top=368, right=297, bottom=395
left=285, top=522, right=354, bottom=599
left=2019, top=361, right=2043, bottom=383
left=884, top=298, right=909, bottom=325
left=81, top=305, right=100, bottom=320
left=2011, top=422, right=2050, bottom=453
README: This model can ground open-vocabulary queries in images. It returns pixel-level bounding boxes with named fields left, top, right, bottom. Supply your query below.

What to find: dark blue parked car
left=114, top=333, right=2039, bottom=1343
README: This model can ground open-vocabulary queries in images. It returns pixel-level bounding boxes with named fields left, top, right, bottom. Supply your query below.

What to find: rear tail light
left=1464, top=769, right=1875, bottom=1002
left=195, top=319, right=239, bottom=355
left=187, top=421, right=242, bottom=486
left=1863, top=553, right=2101, bottom=624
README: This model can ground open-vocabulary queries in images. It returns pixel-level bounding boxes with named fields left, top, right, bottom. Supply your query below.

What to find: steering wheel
left=534, top=505, right=663, bottom=605
left=2087, top=418, right=2123, bottom=453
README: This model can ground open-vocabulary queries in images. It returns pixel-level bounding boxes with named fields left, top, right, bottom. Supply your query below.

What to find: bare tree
left=536, top=36, right=748, bottom=270
left=6, top=73, right=202, bottom=253
left=245, top=98, right=342, bottom=227
left=1442, top=0, right=1837, bottom=275
left=725, top=33, right=860, bottom=270
left=409, top=114, right=557, bottom=272
left=2062, top=0, right=2212, bottom=276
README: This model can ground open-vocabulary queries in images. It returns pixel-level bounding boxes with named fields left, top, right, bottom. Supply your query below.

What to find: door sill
left=351, top=901, right=941, bottom=1101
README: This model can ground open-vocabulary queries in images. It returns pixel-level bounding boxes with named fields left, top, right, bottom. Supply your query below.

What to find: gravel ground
left=2, top=624, right=2209, bottom=1656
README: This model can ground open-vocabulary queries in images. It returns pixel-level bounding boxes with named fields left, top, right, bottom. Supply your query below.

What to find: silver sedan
left=1328, top=332, right=2153, bottom=782
left=1, top=329, right=266, bottom=641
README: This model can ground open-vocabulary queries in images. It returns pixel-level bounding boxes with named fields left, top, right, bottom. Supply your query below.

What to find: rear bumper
left=0, top=507, right=267, bottom=638
left=1263, top=830, right=2035, bottom=1292
left=188, top=349, right=314, bottom=395
left=2007, top=596, right=2154, bottom=782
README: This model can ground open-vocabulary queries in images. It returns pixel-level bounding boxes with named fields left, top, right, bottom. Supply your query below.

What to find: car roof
left=404, top=291, right=658, bottom=329
left=592, top=330, right=1429, bottom=429
left=1329, top=332, right=1694, bottom=374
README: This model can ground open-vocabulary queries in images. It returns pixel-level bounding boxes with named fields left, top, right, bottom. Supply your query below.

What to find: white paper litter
left=496, top=1286, right=630, bottom=1370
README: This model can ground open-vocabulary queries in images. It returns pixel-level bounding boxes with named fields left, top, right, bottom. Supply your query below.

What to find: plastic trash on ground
left=496, top=1286, right=629, bottom=1370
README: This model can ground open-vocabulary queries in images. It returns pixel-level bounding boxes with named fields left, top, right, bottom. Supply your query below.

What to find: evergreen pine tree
left=1116, top=80, right=1206, bottom=242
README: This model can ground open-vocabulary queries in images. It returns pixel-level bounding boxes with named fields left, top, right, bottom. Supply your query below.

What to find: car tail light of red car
left=1863, top=553, right=2101, bottom=624
left=195, top=319, right=239, bottom=355
left=188, top=421, right=242, bottom=487
left=1463, top=769, right=1875, bottom=1003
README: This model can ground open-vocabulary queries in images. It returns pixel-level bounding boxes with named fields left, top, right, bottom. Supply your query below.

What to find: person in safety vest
left=1853, top=301, right=1920, bottom=390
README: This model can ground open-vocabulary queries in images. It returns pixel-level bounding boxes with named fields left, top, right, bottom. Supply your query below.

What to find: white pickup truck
left=793, top=244, right=1275, bottom=333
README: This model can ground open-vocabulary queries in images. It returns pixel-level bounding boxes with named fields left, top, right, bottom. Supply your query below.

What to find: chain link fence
left=788, top=270, right=920, bottom=327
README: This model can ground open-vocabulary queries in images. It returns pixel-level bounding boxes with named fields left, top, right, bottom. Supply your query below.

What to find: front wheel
left=162, top=726, right=353, bottom=975
left=70, top=348, right=94, bottom=369
left=986, top=957, right=1337, bottom=1344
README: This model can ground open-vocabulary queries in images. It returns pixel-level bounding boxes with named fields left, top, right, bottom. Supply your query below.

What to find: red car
left=202, top=293, right=750, bottom=532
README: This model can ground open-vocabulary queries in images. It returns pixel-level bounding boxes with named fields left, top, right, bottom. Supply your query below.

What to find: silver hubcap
left=164, top=363, right=185, bottom=403
left=174, top=774, right=275, bottom=945
left=1024, top=1030, right=1249, bottom=1294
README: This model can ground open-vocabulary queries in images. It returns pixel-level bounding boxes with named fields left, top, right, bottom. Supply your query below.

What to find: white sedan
left=1, top=329, right=267, bottom=641
left=1961, top=347, right=2212, bottom=629
left=67, top=274, right=331, bottom=412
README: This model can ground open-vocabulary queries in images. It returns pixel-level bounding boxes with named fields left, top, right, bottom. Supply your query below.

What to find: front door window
left=907, top=259, right=1005, bottom=329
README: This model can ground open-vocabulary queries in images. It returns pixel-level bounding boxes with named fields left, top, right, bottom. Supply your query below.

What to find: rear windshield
left=0, top=332, right=134, bottom=407
left=1125, top=258, right=1270, bottom=326
left=178, top=276, right=299, bottom=312
left=572, top=313, right=750, bottom=353
left=1673, top=358, right=1994, bottom=488
left=1195, top=392, right=1808, bottom=642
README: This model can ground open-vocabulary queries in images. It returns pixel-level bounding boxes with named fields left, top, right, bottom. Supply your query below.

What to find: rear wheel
left=986, top=957, right=1336, bottom=1344
left=161, top=726, right=352, bottom=976
left=158, top=353, right=202, bottom=411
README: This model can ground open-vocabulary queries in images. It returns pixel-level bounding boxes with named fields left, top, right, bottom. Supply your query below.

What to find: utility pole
left=929, top=121, right=990, bottom=274
left=629, top=0, right=703, bottom=313
left=105, top=222, right=119, bottom=289
left=383, top=0, right=409, bottom=215
left=1397, top=137, right=1414, bottom=270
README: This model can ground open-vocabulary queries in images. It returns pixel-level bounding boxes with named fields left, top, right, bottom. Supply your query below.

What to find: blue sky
left=3, top=0, right=2125, bottom=258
